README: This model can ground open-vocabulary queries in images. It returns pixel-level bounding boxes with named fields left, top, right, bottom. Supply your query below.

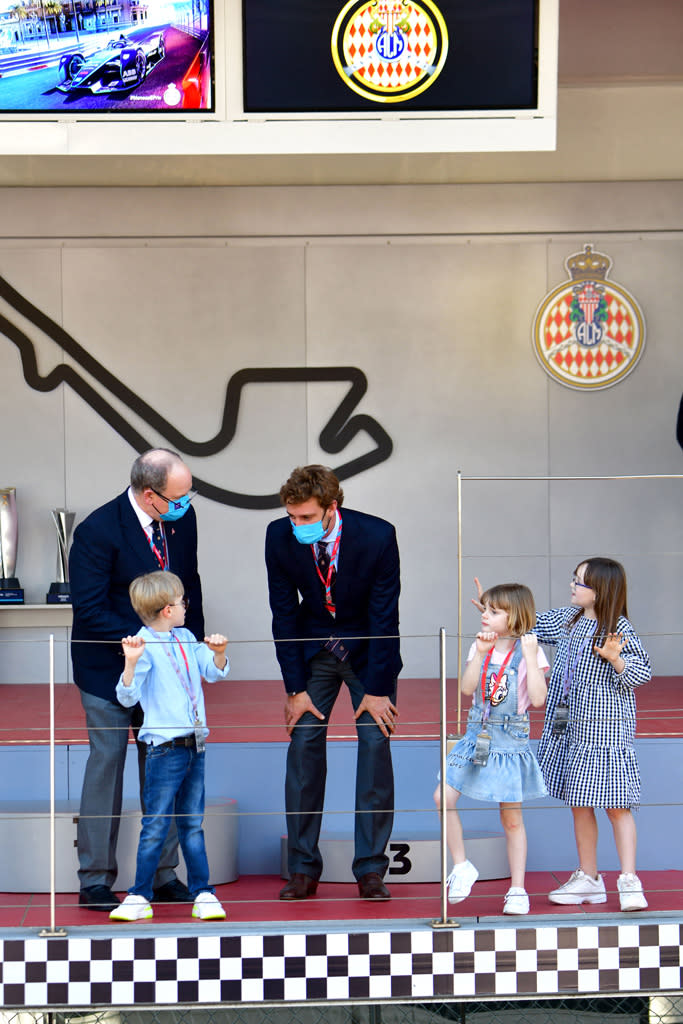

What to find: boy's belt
left=155, top=735, right=196, bottom=750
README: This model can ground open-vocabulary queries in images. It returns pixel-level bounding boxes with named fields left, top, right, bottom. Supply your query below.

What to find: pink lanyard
left=148, top=628, right=199, bottom=719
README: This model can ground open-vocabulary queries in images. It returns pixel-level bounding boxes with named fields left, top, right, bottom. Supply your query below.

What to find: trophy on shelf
left=0, top=487, right=24, bottom=604
left=46, top=508, right=75, bottom=604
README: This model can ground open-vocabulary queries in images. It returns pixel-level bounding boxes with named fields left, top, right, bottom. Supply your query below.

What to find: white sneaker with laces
left=548, top=869, right=607, bottom=905
left=192, top=891, right=227, bottom=920
left=617, top=873, right=648, bottom=911
left=503, top=886, right=530, bottom=915
left=446, top=860, right=479, bottom=904
left=109, top=894, right=153, bottom=922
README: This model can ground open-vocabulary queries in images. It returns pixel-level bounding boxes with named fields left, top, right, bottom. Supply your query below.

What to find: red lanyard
left=480, top=642, right=516, bottom=708
left=145, top=524, right=168, bottom=570
left=312, top=516, right=342, bottom=614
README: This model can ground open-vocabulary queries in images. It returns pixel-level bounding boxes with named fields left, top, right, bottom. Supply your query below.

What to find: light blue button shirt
left=116, top=625, right=230, bottom=746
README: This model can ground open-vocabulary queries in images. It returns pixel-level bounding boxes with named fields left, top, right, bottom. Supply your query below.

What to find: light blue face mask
left=159, top=492, right=193, bottom=522
left=291, top=518, right=326, bottom=545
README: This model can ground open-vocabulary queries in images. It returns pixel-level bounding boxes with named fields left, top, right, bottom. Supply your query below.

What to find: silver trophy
left=0, top=487, right=23, bottom=603
left=46, top=508, right=75, bottom=604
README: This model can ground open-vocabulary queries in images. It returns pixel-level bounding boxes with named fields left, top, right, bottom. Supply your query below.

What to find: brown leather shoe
left=357, top=872, right=391, bottom=901
left=279, top=873, right=318, bottom=901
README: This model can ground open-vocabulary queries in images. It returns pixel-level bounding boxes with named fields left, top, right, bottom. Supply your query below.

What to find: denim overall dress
left=445, top=642, right=547, bottom=803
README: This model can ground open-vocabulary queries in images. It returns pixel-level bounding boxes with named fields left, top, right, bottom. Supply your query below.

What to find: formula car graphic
left=56, top=32, right=165, bottom=94
left=0, top=274, right=393, bottom=509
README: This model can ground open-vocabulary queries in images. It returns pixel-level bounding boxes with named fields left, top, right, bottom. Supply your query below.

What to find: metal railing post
left=39, top=633, right=67, bottom=938
left=432, top=626, right=458, bottom=928
left=457, top=469, right=463, bottom=736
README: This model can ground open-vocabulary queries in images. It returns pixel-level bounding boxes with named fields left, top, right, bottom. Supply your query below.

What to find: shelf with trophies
left=0, top=487, right=23, bottom=605
left=0, top=492, right=73, bottom=628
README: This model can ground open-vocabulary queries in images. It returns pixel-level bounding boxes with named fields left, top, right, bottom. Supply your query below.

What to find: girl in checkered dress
left=434, top=583, right=549, bottom=916
left=534, top=557, right=651, bottom=912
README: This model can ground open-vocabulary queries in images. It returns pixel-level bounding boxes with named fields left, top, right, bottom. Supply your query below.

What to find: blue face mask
left=159, top=493, right=192, bottom=522
left=291, top=518, right=326, bottom=545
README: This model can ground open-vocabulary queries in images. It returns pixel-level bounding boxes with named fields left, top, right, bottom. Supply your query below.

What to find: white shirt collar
left=127, top=486, right=154, bottom=531
left=321, top=509, right=341, bottom=546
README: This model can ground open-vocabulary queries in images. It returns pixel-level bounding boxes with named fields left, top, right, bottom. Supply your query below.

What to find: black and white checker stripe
left=0, top=922, right=681, bottom=1008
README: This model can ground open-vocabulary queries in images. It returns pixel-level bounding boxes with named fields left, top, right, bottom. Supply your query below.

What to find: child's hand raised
left=594, top=632, right=625, bottom=664
left=472, top=576, right=485, bottom=612
left=520, top=633, right=538, bottom=659
left=121, top=635, right=146, bottom=662
left=475, top=630, right=497, bottom=654
left=204, top=633, right=228, bottom=655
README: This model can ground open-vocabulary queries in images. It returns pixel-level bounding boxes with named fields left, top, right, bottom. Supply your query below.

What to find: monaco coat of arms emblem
left=532, top=244, right=646, bottom=390
left=331, top=0, right=449, bottom=103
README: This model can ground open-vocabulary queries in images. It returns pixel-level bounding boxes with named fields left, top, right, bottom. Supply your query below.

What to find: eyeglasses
left=155, top=596, right=189, bottom=614
left=151, top=488, right=197, bottom=512
left=571, top=574, right=592, bottom=590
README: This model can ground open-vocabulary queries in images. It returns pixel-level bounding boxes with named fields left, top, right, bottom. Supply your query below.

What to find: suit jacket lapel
left=118, top=491, right=158, bottom=570
left=334, top=510, right=358, bottom=611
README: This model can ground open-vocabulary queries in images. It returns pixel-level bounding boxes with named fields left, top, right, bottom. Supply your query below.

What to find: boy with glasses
left=110, top=570, right=229, bottom=922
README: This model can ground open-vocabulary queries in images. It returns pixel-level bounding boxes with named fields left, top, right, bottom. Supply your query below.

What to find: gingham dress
left=535, top=608, right=651, bottom=808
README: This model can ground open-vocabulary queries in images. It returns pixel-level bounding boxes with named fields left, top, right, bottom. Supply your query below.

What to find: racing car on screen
left=56, top=32, right=165, bottom=93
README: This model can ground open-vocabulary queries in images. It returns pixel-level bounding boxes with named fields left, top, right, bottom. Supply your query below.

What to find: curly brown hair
left=279, top=465, right=344, bottom=509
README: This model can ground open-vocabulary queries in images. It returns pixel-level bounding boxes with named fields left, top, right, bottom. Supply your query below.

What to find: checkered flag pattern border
left=0, top=923, right=681, bottom=1009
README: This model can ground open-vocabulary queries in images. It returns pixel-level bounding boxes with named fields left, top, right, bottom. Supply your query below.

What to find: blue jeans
left=131, top=743, right=213, bottom=901
left=78, top=689, right=180, bottom=890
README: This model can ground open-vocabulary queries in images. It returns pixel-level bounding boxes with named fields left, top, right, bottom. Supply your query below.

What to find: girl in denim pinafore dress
left=434, top=583, right=548, bottom=915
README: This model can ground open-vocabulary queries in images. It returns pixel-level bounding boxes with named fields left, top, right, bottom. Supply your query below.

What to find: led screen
left=0, top=0, right=213, bottom=111
left=243, top=0, right=538, bottom=114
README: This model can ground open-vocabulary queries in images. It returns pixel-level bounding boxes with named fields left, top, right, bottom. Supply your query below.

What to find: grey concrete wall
left=0, top=183, right=681, bottom=684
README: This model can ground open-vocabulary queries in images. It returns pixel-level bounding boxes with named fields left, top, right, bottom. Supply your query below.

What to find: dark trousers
left=285, top=651, right=396, bottom=881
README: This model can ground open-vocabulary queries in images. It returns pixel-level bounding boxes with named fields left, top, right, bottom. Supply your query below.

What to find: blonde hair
left=480, top=583, right=536, bottom=636
left=129, top=571, right=184, bottom=625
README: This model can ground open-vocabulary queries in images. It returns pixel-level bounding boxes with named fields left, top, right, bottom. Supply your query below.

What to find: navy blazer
left=69, top=490, right=204, bottom=701
left=265, top=507, right=401, bottom=697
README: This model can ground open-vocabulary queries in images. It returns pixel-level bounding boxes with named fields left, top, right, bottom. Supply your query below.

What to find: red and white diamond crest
left=331, top=0, right=449, bottom=104
left=532, top=244, right=646, bottom=391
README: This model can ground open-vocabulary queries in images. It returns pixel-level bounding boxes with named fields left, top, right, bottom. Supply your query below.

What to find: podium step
left=280, top=831, right=509, bottom=883
left=0, top=799, right=239, bottom=893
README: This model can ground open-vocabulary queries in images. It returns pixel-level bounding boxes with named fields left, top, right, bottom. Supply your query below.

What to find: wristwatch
left=287, top=690, right=301, bottom=697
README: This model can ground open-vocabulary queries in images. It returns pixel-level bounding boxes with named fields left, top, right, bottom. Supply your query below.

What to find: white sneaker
left=617, top=873, right=648, bottom=911
left=549, top=869, right=607, bottom=905
left=446, top=860, right=479, bottom=904
left=109, top=894, right=153, bottom=922
left=192, top=891, right=227, bottom=920
left=503, top=886, right=530, bottom=915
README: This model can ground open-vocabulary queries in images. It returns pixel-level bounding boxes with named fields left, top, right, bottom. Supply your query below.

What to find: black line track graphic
left=0, top=274, right=393, bottom=509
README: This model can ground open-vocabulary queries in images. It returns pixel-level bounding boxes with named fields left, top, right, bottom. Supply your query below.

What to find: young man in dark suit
left=266, top=465, right=401, bottom=901
left=70, top=448, right=204, bottom=911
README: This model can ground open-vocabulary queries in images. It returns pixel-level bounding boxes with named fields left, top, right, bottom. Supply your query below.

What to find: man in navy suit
left=70, top=448, right=204, bottom=911
left=266, top=465, right=401, bottom=901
